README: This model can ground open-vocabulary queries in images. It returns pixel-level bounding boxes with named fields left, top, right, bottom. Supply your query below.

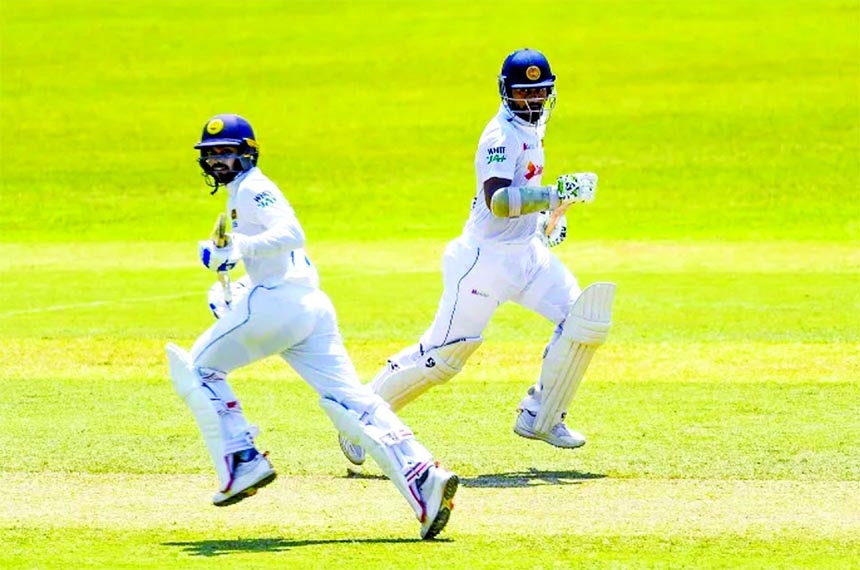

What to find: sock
left=234, top=448, right=259, bottom=464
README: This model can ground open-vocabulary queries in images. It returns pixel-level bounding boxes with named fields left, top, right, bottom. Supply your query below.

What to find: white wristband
left=547, top=185, right=560, bottom=210
left=507, top=186, right=522, bottom=217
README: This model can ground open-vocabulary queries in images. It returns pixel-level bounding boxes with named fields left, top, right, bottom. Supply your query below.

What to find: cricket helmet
left=194, top=113, right=260, bottom=190
left=498, top=48, right=557, bottom=126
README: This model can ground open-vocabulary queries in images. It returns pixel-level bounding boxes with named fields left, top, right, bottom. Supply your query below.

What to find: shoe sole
left=338, top=436, right=366, bottom=466
left=213, top=471, right=278, bottom=507
left=421, top=474, right=459, bottom=540
left=513, top=426, right=585, bottom=449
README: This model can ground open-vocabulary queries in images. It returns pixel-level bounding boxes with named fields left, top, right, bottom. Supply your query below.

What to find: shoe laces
left=551, top=422, right=572, bottom=438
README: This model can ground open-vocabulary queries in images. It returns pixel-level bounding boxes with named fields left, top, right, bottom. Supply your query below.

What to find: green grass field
left=1, top=0, right=858, bottom=568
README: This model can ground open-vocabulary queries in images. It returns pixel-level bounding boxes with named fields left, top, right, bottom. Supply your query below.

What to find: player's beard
left=514, top=101, right=544, bottom=124
left=210, top=163, right=239, bottom=185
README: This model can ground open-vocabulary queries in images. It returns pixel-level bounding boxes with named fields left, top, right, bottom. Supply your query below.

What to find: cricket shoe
left=513, top=408, right=586, bottom=449
left=416, top=463, right=459, bottom=540
left=338, top=434, right=366, bottom=466
left=212, top=452, right=277, bottom=507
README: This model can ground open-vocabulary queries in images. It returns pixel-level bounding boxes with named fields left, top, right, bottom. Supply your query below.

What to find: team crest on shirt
left=524, top=161, right=544, bottom=180
left=231, top=209, right=237, bottom=219
left=206, top=119, right=224, bottom=135
left=253, top=191, right=277, bottom=208
left=487, top=146, right=506, bottom=164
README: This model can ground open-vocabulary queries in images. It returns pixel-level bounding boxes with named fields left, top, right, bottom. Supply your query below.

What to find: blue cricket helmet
left=498, top=48, right=557, bottom=125
left=194, top=113, right=260, bottom=191
left=195, top=113, right=257, bottom=149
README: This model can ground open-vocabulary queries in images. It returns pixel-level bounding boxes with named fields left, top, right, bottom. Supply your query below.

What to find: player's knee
left=422, top=337, right=483, bottom=384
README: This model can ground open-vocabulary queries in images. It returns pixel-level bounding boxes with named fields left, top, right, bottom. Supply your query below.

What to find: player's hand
left=537, top=211, right=567, bottom=248
left=208, top=275, right=251, bottom=319
left=557, top=172, right=598, bottom=206
left=199, top=239, right=241, bottom=272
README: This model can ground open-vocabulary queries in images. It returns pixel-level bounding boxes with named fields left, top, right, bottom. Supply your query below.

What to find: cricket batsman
left=339, top=48, right=616, bottom=465
left=167, top=113, right=458, bottom=539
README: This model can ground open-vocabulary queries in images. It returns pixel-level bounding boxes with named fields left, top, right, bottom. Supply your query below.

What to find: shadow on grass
left=163, top=536, right=429, bottom=557
left=344, top=467, right=605, bottom=488
left=462, top=468, right=606, bottom=488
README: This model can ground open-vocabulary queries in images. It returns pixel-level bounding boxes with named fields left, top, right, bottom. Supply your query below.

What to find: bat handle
left=218, top=271, right=232, bottom=307
left=544, top=204, right=571, bottom=237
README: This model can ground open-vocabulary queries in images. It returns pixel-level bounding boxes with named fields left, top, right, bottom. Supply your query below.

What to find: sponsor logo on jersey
left=525, top=161, right=544, bottom=180
left=253, top=190, right=277, bottom=207
left=471, top=288, right=490, bottom=298
left=522, top=140, right=543, bottom=150
left=487, top=146, right=506, bottom=164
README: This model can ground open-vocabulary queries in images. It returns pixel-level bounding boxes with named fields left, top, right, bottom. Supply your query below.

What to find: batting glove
left=208, top=275, right=251, bottom=319
left=557, top=172, right=598, bottom=206
left=199, top=239, right=241, bottom=272
left=537, top=211, right=568, bottom=248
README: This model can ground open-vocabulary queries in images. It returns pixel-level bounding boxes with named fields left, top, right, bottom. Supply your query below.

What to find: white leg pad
left=319, top=397, right=431, bottom=521
left=534, top=283, right=615, bottom=435
left=166, top=343, right=257, bottom=492
left=370, top=337, right=482, bottom=411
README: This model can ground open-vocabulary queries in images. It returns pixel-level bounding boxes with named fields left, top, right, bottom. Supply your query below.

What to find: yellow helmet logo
left=526, top=65, right=541, bottom=81
left=206, top=119, right=225, bottom=135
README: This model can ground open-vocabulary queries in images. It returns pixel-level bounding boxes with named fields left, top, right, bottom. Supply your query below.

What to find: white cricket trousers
left=420, top=235, right=581, bottom=349
left=191, top=282, right=379, bottom=413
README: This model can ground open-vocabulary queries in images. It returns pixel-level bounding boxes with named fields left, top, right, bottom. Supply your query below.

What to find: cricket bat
left=210, top=213, right=232, bottom=308
left=543, top=203, right=571, bottom=237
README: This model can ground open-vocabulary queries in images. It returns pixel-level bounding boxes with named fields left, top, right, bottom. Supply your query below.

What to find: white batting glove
left=557, top=172, right=598, bottom=206
left=537, top=211, right=567, bottom=248
left=199, top=239, right=241, bottom=272
left=208, top=275, right=251, bottom=319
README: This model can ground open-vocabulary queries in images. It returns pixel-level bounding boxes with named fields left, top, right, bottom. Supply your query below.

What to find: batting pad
left=166, top=343, right=255, bottom=491
left=371, top=337, right=482, bottom=411
left=534, top=283, right=616, bottom=435
left=319, top=397, right=429, bottom=521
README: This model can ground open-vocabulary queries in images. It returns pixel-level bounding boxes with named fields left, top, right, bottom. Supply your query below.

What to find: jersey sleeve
left=476, top=122, right=518, bottom=183
left=235, top=181, right=305, bottom=258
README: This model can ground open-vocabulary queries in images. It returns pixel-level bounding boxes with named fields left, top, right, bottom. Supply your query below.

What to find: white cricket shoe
left=513, top=409, right=586, bottom=449
left=416, top=464, right=459, bottom=540
left=338, top=434, right=366, bottom=466
left=212, top=453, right=277, bottom=507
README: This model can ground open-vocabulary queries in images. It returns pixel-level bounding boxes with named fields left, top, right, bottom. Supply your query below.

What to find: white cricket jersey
left=462, top=104, right=547, bottom=246
left=225, top=167, right=319, bottom=289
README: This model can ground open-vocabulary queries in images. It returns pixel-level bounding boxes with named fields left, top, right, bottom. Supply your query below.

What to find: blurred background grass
left=2, top=0, right=858, bottom=243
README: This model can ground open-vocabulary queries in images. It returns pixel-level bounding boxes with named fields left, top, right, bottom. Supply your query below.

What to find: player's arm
left=482, top=177, right=513, bottom=209
left=230, top=187, right=305, bottom=258
left=489, top=173, right=599, bottom=218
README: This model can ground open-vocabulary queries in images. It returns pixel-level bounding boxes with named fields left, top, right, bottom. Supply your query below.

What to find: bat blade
left=211, top=213, right=229, bottom=248
left=210, top=212, right=232, bottom=307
